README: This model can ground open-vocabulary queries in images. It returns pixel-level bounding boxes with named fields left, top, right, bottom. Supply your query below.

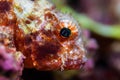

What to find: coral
left=0, top=45, right=25, bottom=80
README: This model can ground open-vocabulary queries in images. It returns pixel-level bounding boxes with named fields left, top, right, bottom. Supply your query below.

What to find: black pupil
left=60, top=28, right=71, bottom=37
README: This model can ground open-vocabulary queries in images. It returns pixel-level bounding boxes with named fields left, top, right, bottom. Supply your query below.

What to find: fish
left=0, top=0, right=87, bottom=70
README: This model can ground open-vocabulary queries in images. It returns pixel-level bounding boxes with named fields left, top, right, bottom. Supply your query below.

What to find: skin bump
left=0, top=1, right=11, bottom=13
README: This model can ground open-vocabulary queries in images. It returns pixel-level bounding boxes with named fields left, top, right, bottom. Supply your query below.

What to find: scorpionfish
left=0, top=0, right=87, bottom=70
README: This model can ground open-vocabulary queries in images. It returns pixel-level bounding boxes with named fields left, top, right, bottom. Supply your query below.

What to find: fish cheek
left=32, top=40, right=61, bottom=59
left=31, top=38, right=62, bottom=70
left=15, top=28, right=63, bottom=70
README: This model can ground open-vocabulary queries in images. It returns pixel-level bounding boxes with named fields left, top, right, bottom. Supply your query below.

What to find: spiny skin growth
left=0, top=0, right=87, bottom=71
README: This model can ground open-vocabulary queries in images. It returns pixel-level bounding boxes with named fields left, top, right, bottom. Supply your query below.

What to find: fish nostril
left=60, top=28, right=71, bottom=38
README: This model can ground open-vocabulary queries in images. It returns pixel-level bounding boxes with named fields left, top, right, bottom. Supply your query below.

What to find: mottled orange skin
left=0, top=1, right=24, bottom=79
left=0, top=0, right=16, bottom=48
left=15, top=11, right=85, bottom=70
left=0, top=0, right=86, bottom=70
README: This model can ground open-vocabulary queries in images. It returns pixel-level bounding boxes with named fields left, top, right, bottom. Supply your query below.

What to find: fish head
left=13, top=0, right=87, bottom=70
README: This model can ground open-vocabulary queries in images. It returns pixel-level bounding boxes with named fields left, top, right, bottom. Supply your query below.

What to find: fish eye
left=60, top=28, right=71, bottom=38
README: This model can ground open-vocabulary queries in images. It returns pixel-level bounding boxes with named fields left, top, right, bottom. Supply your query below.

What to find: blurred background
left=22, top=0, right=120, bottom=80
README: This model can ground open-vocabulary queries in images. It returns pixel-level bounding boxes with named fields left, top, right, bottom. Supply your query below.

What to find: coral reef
left=0, top=45, right=24, bottom=80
